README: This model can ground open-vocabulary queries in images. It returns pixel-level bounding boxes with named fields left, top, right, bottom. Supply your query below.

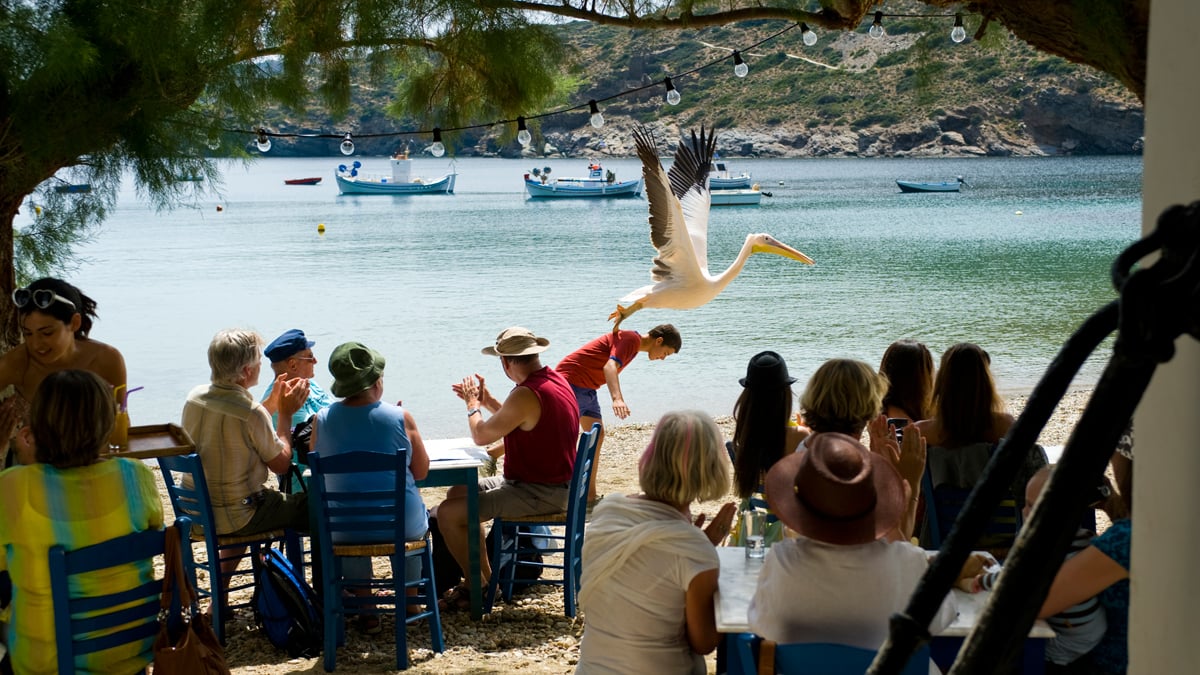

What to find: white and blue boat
left=896, top=176, right=967, bottom=193
left=708, top=161, right=752, bottom=189
left=524, top=163, right=642, bottom=199
left=335, top=156, right=456, bottom=195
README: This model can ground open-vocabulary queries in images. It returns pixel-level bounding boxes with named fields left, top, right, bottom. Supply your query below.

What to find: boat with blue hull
left=335, top=156, right=456, bottom=195
left=524, top=163, right=642, bottom=199
left=896, top=176, right=966, bottom=193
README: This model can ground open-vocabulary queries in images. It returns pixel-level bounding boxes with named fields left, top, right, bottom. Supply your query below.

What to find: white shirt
left=749, top=535, right=957, bottom=672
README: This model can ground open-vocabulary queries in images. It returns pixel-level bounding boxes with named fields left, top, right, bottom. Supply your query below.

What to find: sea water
left=23, top=154, right=1142, bottom=437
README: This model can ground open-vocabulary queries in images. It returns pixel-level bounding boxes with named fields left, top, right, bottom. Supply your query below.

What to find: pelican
left=609, top=126, right=815, bottom=330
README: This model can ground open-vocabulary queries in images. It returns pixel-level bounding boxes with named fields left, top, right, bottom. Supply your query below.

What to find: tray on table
left=106, top=423, right=196, bottom=459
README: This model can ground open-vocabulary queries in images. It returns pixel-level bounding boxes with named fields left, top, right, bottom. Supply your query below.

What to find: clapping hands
left=868, top=414, right=926, bottom=486
left=695, top=501, right=738, bottom=546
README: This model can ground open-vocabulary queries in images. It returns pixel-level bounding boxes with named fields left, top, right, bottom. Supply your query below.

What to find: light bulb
left=869, top=11, right=885, bottom=39
left=255, top=128, right=271, bottom=153
left=516, top=116, right=531, bottom=147
left=430, top=128, right=446, bottom=157
left=951, top=14, right=967, bottom=43
left=588, top=100, right=604, bottom=129
left=665, top=77, right=681, bottom=105
left=801, top=23, right=818, bottom=47
left=339, top=133, right=355, bottom=156
left=206, top=132, right=221, bottom=151
left=732, top=50, right=749, bottom=78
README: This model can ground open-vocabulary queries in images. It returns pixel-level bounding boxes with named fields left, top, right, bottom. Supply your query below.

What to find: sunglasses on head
left=12, top=287, right=76, bottom=312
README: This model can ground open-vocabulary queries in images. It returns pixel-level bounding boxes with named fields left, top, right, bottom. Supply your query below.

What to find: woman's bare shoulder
left=75, top=339, right=127, bottom=384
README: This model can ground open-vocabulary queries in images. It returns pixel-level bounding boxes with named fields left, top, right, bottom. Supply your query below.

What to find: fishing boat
left=284, top=177, right=323, bottom=185
left=524, top=163, right=643, bottom=199
left=708, top=161, right=752, bottom=189
left=335, top=155, right=456, bottom=195
left=710, top=187, right=768, bottom=206
left=896, top=176, right=966, bottom=193
left=53, top=184, right=91, bottom=194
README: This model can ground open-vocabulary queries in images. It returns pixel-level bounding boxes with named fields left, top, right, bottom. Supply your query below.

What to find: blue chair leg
left=323, top=556, right=339, bottom=672
left=422, top=546, right=445, bottom=653
left=393, top=553, right=408, bottom=671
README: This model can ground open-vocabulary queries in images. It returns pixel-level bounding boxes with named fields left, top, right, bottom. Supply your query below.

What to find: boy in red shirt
left=556, top=324, right=681, bottom=504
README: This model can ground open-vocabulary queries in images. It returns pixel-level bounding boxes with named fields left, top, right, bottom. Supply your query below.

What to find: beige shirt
left=181, top=382, right=285, bottom=534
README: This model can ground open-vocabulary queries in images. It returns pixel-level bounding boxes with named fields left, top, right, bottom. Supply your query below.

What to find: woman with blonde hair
left=0, top=370, right=163, bottom=674
left=799, top=358, right=889, bottom=439
left=576, top=411, right=736, bottom=674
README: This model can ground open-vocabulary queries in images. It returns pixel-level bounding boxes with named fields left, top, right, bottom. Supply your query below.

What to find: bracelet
left=466, top=408, right=481, bottom=418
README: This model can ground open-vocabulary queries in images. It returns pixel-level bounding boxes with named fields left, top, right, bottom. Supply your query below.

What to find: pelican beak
left=754, top=239, right=815, bottom=265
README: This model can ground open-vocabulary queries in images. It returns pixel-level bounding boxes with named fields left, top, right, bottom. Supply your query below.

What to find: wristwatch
left=466, top=408, right=481, bottom=418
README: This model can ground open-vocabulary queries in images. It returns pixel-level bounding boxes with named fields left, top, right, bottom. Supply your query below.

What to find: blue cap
left=264, top=329, right=316, bottom=363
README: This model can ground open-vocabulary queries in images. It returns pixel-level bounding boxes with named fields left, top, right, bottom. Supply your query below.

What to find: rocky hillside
left=264, top=9, right=1144, bottom=159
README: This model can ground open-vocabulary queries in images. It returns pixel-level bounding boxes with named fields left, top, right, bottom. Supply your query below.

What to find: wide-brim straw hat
left=764, top=432, right=906, bottom=546
left=481, top=326, right=550, bottom=357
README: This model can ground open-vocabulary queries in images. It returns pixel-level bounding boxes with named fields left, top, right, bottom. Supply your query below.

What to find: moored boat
left=53, top=184, right=91, bottom=194
left=524, top=163, right=642, bottom=199
left=708, top=161, right=752, bottom=189
left=896, top=176, right=966, bottom=193
left=710, top=187, right=767, bottom=206
left=335, top=155, right=456, bottom=195
left=284, top=177, right=323, bottom=185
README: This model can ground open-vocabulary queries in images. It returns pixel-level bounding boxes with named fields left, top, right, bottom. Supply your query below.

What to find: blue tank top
left=313, top=401, right=428, bottom=542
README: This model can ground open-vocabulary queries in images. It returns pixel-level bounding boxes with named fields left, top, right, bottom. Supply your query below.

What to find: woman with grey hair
left=576, top=410, right=736, bottom=674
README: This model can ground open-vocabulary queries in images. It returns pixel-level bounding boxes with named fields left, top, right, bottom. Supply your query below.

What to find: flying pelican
left=609, top=126, right=815, bottom=330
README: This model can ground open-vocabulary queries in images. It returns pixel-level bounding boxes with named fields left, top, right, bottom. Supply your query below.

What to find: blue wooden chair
left=735, top=633, right=930, bottom=674
left=49, top=518, right=194, bottom=674
left=307, top=449, right=444, bottom=672
left=484, top=424, right=600, bottom=618
left=157, top=453, right=303, bottom=643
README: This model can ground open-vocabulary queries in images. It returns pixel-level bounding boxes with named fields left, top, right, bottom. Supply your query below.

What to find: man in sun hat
left=434, top=326, right=580, bottom=611
left=556, top=323, right=681, bottom=504
left=309, top=342, right=430, bottom=634
left=260, top=328, right=334, bottom=428
left=747, top=432, right=969, bottom=656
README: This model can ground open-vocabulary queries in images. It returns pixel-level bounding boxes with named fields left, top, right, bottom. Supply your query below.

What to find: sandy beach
left=179, top=389, right=1096, bottom=674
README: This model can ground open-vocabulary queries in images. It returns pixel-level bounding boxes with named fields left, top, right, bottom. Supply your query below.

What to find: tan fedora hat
left=481, top=326, right=550, bottom=357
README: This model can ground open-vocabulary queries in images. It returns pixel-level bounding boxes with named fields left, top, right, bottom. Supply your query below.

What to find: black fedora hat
left=739, top=350, right=797, bottom=388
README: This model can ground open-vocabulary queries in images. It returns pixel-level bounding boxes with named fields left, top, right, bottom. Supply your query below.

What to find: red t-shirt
left=503, top=367, right=580, bottom=484
left=555, top=331, right=641, bottom=390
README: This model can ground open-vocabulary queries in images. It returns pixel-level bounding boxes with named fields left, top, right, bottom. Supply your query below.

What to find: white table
left=714, top=546, right=1055, bottom=673
left=420, top=438, right=489, bottom=618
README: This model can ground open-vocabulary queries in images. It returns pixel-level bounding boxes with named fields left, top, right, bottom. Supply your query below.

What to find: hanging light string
left=216, top=13, right=973, bottom=150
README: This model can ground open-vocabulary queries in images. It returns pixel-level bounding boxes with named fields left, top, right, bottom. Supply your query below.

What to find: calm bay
left=24, top=154, right=1142, bottom=437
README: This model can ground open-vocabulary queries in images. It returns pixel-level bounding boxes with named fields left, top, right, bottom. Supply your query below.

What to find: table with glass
left=419, top=438, right=491, bottom=620
left=713, top=546, right=1056, bottom=674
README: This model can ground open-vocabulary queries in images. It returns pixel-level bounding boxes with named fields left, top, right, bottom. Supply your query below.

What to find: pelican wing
left=633, top=126, right=707, bottom=288
left=667, top=128, right=717, bottom=273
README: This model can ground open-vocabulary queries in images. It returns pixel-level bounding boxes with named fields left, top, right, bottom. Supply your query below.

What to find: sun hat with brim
left=739, top=350, right=797, bottom=388
left=764, top=432, right=906, bottom=546
left=328, top=342, right=385, bottom=398
left=481, top=326, right=550, bottom=357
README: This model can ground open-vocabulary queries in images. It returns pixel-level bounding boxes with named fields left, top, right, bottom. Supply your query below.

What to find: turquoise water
left=27, top=154, right=1142, bottom=437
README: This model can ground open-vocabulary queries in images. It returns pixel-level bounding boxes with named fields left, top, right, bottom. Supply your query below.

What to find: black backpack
left=252, top=547, right=323, bottom=658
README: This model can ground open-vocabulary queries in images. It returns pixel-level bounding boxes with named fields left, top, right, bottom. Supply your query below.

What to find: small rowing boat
left=896, top=176, right=967, bottom=193
left=284, top=177, right=323, bottom=185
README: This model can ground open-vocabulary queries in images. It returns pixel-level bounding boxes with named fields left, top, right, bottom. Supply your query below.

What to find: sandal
left=356, top=614, right=382, bottom=635
left=437, top=583, right=472, bottom=613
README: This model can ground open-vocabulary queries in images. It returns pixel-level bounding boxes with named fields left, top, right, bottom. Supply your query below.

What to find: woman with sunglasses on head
left=0, top=278, right=125, bottom=466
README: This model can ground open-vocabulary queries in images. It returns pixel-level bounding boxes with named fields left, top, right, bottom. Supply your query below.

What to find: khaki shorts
left=477, top=476, right=570, bottom=522
left=228, top=490, right=309, bottom=536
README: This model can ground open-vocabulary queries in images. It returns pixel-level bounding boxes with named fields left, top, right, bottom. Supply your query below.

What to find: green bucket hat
left=329, top=342, right=385, bottom=398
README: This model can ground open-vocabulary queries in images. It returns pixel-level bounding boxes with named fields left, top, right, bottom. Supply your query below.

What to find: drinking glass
left=743, top=510, right=767, bottom=560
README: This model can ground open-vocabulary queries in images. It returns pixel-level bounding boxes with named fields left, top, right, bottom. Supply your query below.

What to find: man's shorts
left=477, top=476, right=571, bottom=522
left=228, top=490, right=309, bottom=536
left=570, top=383, right=603, bottom=419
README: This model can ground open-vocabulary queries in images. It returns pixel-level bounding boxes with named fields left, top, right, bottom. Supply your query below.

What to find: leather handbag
left=152, top=524, right=230, bottom=674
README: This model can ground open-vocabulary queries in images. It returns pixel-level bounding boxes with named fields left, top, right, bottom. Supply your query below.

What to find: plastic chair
left=734, top=633, right=930, bottom=675
left=307, top=449, right=444, bottom=672
left=157, top=453, right=303, bottom=643
left=484, top=423, right=600, bottom=618
left=49, top=518, right=194, bottom=674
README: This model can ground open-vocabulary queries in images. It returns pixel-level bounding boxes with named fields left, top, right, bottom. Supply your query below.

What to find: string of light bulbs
left=238, top=11, right=974, bottom=156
